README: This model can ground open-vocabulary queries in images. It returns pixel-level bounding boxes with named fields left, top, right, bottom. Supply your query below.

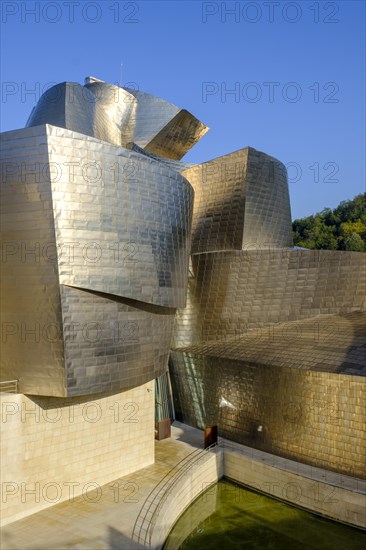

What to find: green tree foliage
left=292, top=193, right=366, bottom=251
left=344, top=233, right=365, bottom=252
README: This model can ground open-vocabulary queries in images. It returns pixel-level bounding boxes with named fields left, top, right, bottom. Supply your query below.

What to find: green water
left=164, top=480, right=365, bottom=550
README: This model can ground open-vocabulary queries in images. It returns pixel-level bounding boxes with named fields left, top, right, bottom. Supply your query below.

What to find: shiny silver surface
left=169, top=145, right=366, bottom=478
left=123, top=87, right=209, bottom=159
left=85, top=80, right=137, bottom=147
left=1, top=70, right=206, bottom=396
left=3, top=73, right=365, bottom=481
left=44, top=125, right=194, bottom=308
left=26, top=77, right=209, bottom=158
left=182, top=147, right=293, bottom=254
left=172, top=249, right=366, bottom=348
left=26, top=82, right=118, bottom=144
left=130, top=143, right=196, bottom=172
left=26, top=81, right=137, bottom=148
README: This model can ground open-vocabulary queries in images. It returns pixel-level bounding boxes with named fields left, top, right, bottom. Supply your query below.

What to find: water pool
left=164, top=480, right=365, bottom=550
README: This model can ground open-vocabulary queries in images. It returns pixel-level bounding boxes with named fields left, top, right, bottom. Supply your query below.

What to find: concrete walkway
left=1, top=423, right=203, bottom=550
left=1, top=422, right=365, bottom=549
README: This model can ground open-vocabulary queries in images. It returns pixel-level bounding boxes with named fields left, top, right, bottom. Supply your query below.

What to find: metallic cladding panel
left=1, top=126, right=66, bottom=396
left=143, top=109, right=210, bottom=160
left=182, top=149, right=249, bottom=253
left=172, top=249, right=366, bottom=347
left=26, top=81, right=209, bottom=160
left=26, top=82, right=135, bottom=148
left=130, top=143, right=196, bottom=172
left=85, top=81, right=137, bottom=147
left=243, top=148, right=293, bottom=248
left=124, top=88, right=209, bottom=160
left=1, top=124, right=194, bottom=396
left=60, top=286, right=174, bottom=396
left=182, top=147, right=293, bottom=254
left=26, top=83, right=97, bottom=139
left=170, top=350, right=366, bottom=479
left=173, top=312, right=366, bottom=376
left=123, top=87, right=180, bottom=147
left=46, top=125, right=194, bottom=308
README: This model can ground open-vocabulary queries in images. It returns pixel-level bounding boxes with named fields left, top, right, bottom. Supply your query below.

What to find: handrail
left=132, top=446, right=203, bottom=545
left=132, top=443, right=218, bottom=548
left=148, top=447, right=217, bottom=547
left=0, top=380, right=18, bottom=393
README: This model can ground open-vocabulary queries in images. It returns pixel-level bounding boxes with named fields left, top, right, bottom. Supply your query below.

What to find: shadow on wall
left=169, top=313, right=366, bottom=479
left=108, top=526, right=144, bottom=550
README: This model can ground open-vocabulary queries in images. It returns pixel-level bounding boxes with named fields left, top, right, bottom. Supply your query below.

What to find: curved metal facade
left=2, top=75, right=366, bottom=480
left=169, top=145, right=366, bottom=477
left=46, top=126, right=194, bottom=308
left=170, top=313, right=366, bottom=478
left=123, top=87, right=210, bottom=159
left=172, top=249, right=366, bottom=347
left=182, top=147, right=293, bottom=253
left=26, top=78, right=209, bottom=158
left=1, top=76, right=207, bottom=397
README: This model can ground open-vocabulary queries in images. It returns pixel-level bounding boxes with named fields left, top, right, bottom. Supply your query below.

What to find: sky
left=1, top=0, right=365, bottom=220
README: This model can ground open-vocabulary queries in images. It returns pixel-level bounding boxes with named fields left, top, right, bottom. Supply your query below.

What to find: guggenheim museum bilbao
left=1, top=77, right=365, bottom=526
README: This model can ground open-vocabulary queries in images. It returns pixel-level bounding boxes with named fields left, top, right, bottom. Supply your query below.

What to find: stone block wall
left=0, top=382, right=154, bottom=526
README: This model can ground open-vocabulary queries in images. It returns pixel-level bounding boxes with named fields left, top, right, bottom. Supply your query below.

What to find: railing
left=132, top=443, right=218, bottom=548
left=0, top=380, right=18, bottom=393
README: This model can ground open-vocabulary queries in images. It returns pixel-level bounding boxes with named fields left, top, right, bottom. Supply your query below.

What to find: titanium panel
left=123, top=87, right=209, bottom=159
left=170, top=342, right=366, bottom=478
left=26, top=82, right=136, bottom=149
left=143, top=109, right=210, bottom=160
left=130, top=143, right=196, bottom=172
left=45, top=125, right=194, bottom=308
left=172, top=249, right=366, bottom=347
left=1, top=121, right=194, bottom=396
left=173, top=312, right=366, bottom=376
left=1, top=126, right=66, bottom=396
left=26, top=78, right=209, bottom=159
left=243, top=148, right=292, bottom=248
left=182, top=147, right=293, bottom=254
left=61, top=286, right=174, bottom=396
left=26, top=83, right=100, bottom=140
left=84, top=80, right=137, bottom=147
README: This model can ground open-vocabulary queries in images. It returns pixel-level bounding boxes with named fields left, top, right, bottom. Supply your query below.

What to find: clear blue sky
left=1, top=0, right=365, bottom=219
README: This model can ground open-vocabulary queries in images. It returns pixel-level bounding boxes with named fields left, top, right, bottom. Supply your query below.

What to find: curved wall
left=182, top=147, right=293, bottom=254
left=26, top=80, right=209, bottom=158
left=47, top=126, right=194, bottom=309
left=172, top=249, right=366, bottom=347
left=1, top=124, right=194, bottom=396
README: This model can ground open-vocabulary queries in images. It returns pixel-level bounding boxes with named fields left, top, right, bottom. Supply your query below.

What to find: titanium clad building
left=169, top=146, right=366, bottom=479
left=0, top=77, right=207, bottom=524
left=2, top=78, right=208, bottom=397
left=1, top=76, right=365, bottom=527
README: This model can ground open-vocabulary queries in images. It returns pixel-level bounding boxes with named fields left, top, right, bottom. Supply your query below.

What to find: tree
left=292, top=193, right=366, bottom=251
left=344, top=232, right=365, bottom=252
left=340, top=221, right=366, bottom=238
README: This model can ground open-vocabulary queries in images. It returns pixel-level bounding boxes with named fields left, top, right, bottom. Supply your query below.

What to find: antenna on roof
left=119, top=62, right=123, bottom=87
